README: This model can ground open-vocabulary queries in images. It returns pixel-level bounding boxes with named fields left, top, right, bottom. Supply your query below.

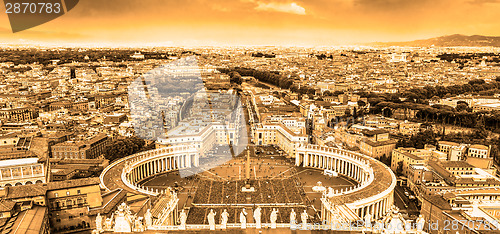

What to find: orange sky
left=1, top=0, right=499, bottom=46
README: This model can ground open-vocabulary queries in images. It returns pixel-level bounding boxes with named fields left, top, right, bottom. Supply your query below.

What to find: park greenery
left=104, top=136, right=154, bottom=162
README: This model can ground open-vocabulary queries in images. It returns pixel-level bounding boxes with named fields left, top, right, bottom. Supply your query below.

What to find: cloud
left=255, top=2, right=306, bottom=15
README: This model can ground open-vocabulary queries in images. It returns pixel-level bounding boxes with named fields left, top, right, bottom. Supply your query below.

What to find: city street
left=394, top=186, right=420, bottom=219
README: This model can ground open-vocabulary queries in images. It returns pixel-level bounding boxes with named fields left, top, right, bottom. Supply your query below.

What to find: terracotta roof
left=0, top=200, right=16, bottom=212
left=401, top=151, right=424, bottom=161
left=441, top=161, right=474, bottom=169
left=422, top=194, right=452, bottom=210
left=362, top=129, right=389, bottom=136
left=47, top=177, right=100, bottom=191
left=469, top=144, right=489, bottom=150
left=362, top=139, right=397, bottom=147
left=4, top=184, right=47, bottom=199
left=438, top=141, right=460, bottom=146
left=455, top=178, right=500, bottom=185
left=8, top=206, right=47, bottom=233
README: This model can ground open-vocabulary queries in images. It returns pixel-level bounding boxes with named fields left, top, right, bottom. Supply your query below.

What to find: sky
left=0, top=0, right=499, bottom=46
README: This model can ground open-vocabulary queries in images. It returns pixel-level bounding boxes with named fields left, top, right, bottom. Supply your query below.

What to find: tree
left=357, top=100, right=366, bottom=108
left=378, top=154, right=391, bottom=166
left=229, top=71, right=243, bottom=85
left=397, top=129, right=438, bottom=149
left=469, top=79, right=486, bottom=86
left=396, top=161, right=404, bottom=176
left=344, top=108, right=352, bottom=117
left=104, top=136, right=147, bottom=162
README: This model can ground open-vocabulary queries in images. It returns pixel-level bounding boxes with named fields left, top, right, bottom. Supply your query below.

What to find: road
left=394, top=186, right=420, bottom=219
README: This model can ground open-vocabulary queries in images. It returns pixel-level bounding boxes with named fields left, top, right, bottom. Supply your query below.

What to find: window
left=54, top=193, right=58, bottom=197
left=77, top=190, right=81, bottom=194
left=66, top=191, right=70, bottom=196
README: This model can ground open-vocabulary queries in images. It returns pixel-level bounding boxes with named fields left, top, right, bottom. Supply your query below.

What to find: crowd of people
left=191, top=178, right=305, bottom=205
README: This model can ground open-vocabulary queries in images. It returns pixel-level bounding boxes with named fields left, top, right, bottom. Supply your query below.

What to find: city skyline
left=1, top=0, right=500, bottom=46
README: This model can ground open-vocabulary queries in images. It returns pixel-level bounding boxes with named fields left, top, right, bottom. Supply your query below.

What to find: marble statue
left=208, top=209, right=216, bottom=230
left=373, top=220, right=384, bottom=234
left=113, top=203, right=132, bottom=232
left=270, top=208, right=278, bottom=229
left=95, top=213, right=103, bottom=232
left=221, top=209, right=229, bottom=229
left=364, top=212, right=372, bottom=228
left=179, top=210, right=187, bottom=230
left=327, top=187, right=334, bottom=198
left=104, top=214, right=113, bottom=231
left=415, top=214, right=425, bottom=233
left=254, top=207, right=262, bottom=229
left=133, top=217, right=144, bottom=232
left=381, top=206, right=408, bottom=234
left=240, top=208, right=248, bottom=229
left=144, top=209, right=153, bottom=228
left=301, top=210, right=308, bottom=230
left=290, top=209, right=297, bottom=225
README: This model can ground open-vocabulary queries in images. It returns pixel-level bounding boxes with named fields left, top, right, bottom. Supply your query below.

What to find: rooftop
left=401, top=151, right=424, bottom=161
left=0, top=200, right=16, bottom=212
left=441, top=161, right=474, bottom=169
left=438, top=141, right=460, bottom=146
left=9, top=206, right=47, bottom=233
left=470, top=144, right=489, bottom=150
left=361, top=129, right=389, bottom=136
left=362, top=139, right=397, bottom=147
left=0, top=157, right=39, bottom=168
left=1, top=184, right=47, bottom=199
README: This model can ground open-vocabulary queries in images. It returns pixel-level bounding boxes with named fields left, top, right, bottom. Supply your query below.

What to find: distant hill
left=373, top=34, right=500, bottom=47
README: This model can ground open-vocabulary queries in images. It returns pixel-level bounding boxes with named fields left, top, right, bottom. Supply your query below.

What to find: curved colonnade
left=100, top=145, right=199, bottom=196
left=123, top=145, right=199, bottom=196
left=295, top=145, right=396, bottom=223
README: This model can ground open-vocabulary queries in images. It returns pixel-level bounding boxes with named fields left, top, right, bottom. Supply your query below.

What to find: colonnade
left=105, top=145, right=201, bottom=196
left=127, top=153, right=196, bottom=184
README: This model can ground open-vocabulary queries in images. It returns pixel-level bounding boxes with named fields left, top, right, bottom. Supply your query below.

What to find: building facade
left=0, top=158, right=46, bottom=187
